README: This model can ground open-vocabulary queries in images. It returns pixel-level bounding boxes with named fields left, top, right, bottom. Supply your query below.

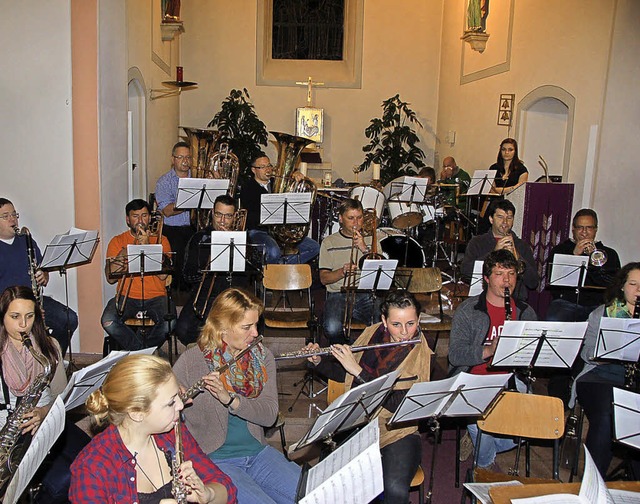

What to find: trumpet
left=275, top=337, right=422, bottom=361
left=582, top=241, right=608, bottom=267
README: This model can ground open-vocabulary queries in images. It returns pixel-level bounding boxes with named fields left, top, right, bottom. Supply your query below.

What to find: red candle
left=176, top=66, right=183, bottom=82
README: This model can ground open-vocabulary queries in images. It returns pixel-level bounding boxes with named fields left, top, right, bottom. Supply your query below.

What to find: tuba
left=0, top=333, right=54, bottom=493
left=268, top=131, right=316, bottom=254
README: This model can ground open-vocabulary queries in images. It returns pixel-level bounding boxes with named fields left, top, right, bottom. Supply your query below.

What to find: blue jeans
left=211, top=445, right=301, bottom=504
left=323, top=292, right=381, bottom=344
left=248, top=230, right=319, bottom=264
left=467, top=378, right=526, bottom=467
left=42, top=296, right=78, bottom=356
left=101, top=295, right=171, bottom=350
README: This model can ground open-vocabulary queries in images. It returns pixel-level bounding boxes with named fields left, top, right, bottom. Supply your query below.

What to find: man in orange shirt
left=101, top=199, right=172, bottom=350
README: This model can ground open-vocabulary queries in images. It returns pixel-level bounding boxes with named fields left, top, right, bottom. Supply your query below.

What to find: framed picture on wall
left=296, top=107, right=324, bottom=144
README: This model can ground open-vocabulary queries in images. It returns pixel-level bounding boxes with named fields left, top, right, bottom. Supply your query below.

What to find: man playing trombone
left=319, top=198, right=382, bottom=344
left=101, top=199, right=172, bottom=350
left=461, top=199, right=538, bottom=301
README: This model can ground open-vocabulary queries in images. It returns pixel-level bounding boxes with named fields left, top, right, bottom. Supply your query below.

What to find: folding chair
left=463, top=392, right=565, bottom=503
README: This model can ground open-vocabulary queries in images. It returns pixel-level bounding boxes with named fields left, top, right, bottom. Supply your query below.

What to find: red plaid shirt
left=70, top=424, right=237, bottom=503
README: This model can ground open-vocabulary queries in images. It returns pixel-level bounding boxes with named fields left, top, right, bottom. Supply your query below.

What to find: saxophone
left=0, top=332, right=54, bottom=492
left=171, top=420, right=188, bottom=504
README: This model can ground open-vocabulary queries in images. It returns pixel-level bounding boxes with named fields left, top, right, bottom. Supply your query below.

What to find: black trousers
left=163, top=224, right=194, bottom=291
left=379, top=433, right=422, bottom=504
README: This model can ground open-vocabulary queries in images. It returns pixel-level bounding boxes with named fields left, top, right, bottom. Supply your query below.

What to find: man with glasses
left=461, top=199, right=538, bottom=301
left=154, top=141, right=195, bottom=297
left=175, top=194, right=249, bottom=344
left=240, top=152, right=319, bottom=264
left=0, top=197, right=78, bottom=354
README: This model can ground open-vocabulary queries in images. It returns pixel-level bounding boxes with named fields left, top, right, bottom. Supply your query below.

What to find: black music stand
left=389, top=372, right=512, bottom=503
left=549, top=254, right=590, bottom=320
left=595, top=318, right=640, bottom=391
left=613, top=387, right=640, bottom=451
left=175, top=178, right=229, bottom=213
left=40, top=229, right=100, bottom=373
left=491, top=320, right=588, bottom=392
left=466, top=170, right=497, bottom=234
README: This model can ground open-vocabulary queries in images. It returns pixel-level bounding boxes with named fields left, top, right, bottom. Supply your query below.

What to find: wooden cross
left=295, top=76, right=325, bottom=107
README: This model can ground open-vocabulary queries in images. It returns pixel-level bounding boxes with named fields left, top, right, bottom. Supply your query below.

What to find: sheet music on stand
left=3, top=396, right=66, bottom=504
left=385, top=176, right=428, bottom=203
left=290, top=371, right=399, bottom=451
left=176, top=178, right=229, bottom=210
left=296, top=421, right=383, bottom=504
left=39, top=228, right=99, bottom=270
left=389, top=372, right=512, bottom=424
left=357, top=259, right=398, bottom=291
left=549, top=254, right=588, bottom=288
left=62, top=347, right=157, bottom=411
left=207, top=231, right=247, bottom=273
left=466, top=170, right=496, bottom=196
left=613, top=387, right=640, bottom=451
left=491, top=321, right=588, bottom=369
left=595, top=318, right=640, bottom=362
left=126, top=244, right=164, bottom=273
left=260, top=193, right=312, bottom=225
left=469, top=260, right=484, bottom=297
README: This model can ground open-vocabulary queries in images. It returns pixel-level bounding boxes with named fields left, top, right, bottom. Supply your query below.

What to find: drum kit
left=316, top=177, right=472, bottom=275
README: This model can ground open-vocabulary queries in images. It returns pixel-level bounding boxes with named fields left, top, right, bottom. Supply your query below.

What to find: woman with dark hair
left=573, top=262, right=640, bottom=478
left=0, top=285, right=89, bottom=503
left=489, top=138, right=529, bottom=195
left=70, top=354, right=236, bottom=503
left=307, top=290, right=432, bottom=504
left=173, top=288, right=301, bottom=504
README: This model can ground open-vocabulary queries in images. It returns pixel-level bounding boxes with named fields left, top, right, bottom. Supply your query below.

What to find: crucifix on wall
left=295, top=76, right=325, bottom=144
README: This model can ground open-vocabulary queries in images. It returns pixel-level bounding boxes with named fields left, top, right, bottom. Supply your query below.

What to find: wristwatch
left=223, top=392, right=237, bottom=408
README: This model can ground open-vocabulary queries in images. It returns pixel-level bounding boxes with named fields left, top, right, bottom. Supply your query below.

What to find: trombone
left=192, top=209, right=247, bottom=318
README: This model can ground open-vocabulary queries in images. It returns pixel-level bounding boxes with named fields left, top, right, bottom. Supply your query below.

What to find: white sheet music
left=463, top=480, right=523, bottom=504
left=549, top=254, right=588, bottom=288
left=389, top=372, right=511, bottom=423
left=40, top=228, right=99, bottom=269
left=62, top=347, right=157, bottom=411
left=208, top=231, right=246, bottom=272
left=595, top=318, right=640, bottom=362
left=385, top=176, right=428, bottom=203
left=301, top=421, right=383, bottom=504
left=466, top=170, right=496, bottom=196
left=260, top=192, right=312, bottom=225
left=357, top=259, right=398, bottom=290
left=469, top=260, right=484, bottom=297
left=492, top=321, right=587, bottom=368
left=3, top=396, right=66, bottom=504
left=176, top=178, right=229, bottom=209
left=126, top=244, right=164, bottom=273
left=613, top=387, right=640, bottom=451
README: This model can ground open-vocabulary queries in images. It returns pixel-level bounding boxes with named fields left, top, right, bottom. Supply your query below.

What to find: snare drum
left=387, top=193, right=423, bottom=230
left=349, top=185, right=385, bottom=222
left=379, top=228, right=425, bottom=268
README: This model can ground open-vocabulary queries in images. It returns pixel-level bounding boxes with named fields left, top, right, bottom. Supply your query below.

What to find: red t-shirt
left=470, top=299, right=516, bottom=375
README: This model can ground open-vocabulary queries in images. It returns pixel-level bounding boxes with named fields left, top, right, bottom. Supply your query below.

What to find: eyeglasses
left=0, top=212, right=19, bottom=220
left=214, top=211, right=235, bottom=220
left=252, top=164, right=273, bottom=170
left=574, top=225, right=597, bottom=232
left=173, top=155, right=193, bottom=161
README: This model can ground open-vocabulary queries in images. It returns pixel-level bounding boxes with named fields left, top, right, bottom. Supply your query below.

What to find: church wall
left=179, top=0, right=444, bottom=182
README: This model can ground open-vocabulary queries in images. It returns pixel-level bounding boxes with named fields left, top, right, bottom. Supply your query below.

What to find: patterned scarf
left=359, top=323, right=414, bottom=379
left=1, top=335, right=45, bottom=396
left=202, top=341, right=267, bottom=398
left=606, top=299, right=632, bottom=319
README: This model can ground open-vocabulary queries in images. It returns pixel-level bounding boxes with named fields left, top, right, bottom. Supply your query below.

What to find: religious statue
left=162, top=0, right=181, bottom=22
left=466, top=0, right=489, bottom=32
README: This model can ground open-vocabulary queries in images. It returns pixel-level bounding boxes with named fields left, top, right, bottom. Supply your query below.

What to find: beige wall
left=179, top=0, right=443, bottom=181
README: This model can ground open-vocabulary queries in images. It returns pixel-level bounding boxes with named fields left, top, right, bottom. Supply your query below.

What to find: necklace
left=135, top=437, right=165, bottom=492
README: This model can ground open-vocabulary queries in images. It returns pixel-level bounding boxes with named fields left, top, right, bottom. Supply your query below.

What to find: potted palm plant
left=357, top=94, right=427, bottom=186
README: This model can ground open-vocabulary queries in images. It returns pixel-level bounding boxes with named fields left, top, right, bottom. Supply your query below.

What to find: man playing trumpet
left=461, top=199, right=538, bottom=301
left=319, top=198, right=383, bottom=344
left=101, top=199, right=172, bottom=350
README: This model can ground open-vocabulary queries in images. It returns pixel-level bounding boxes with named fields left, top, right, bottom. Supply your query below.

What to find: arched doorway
left=127, top=69, right=148, bottom=201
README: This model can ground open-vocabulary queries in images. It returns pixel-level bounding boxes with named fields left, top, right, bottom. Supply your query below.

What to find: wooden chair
left=327, top=379, right=426, bottom=503
left=397, top=267, right=453, bottom=353
left=262, top=264, right=324, bottom=413
left=463, top=392, right=565, bottom=503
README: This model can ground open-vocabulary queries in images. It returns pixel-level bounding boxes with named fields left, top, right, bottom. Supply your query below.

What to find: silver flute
left=275, top=337, right=422, bottom=361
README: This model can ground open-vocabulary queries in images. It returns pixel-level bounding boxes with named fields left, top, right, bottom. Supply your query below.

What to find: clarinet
left=504, top=287, right=512, bottom=321
left=624, top=297, right=640, bottom=389
left=171, top=420, right=188, bottom=504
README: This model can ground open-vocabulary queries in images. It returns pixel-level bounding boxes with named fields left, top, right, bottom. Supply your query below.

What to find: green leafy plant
left=208, top=88, right=269, bottom=184
left=358, top=94, right=426, bottom=186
